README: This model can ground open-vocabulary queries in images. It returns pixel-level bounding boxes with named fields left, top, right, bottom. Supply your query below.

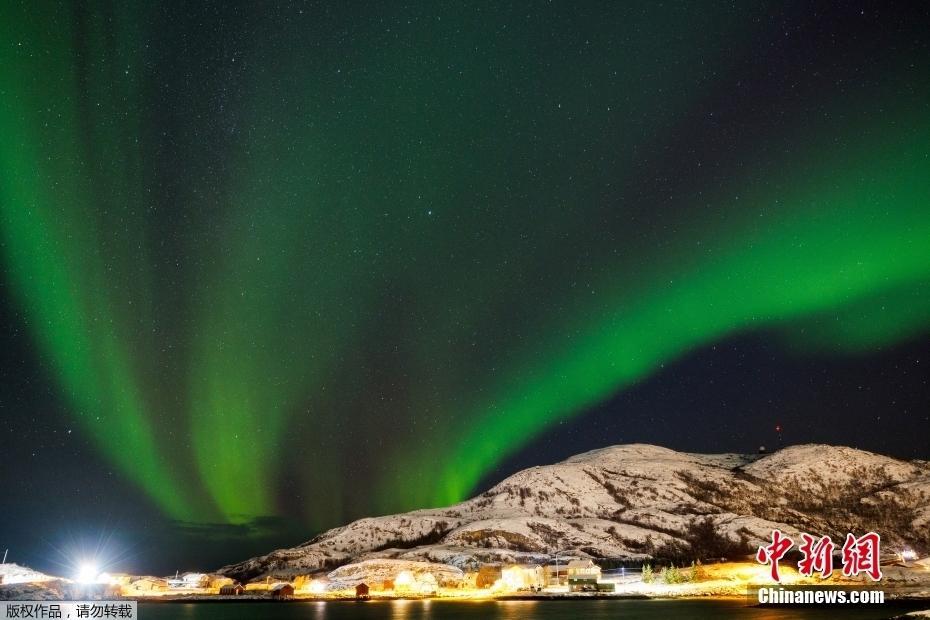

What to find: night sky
left=1, top=1, right=929, bottom=576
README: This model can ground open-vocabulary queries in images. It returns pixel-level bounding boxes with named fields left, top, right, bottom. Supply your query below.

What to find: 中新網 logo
left=756, top=530, right=882, bottom=582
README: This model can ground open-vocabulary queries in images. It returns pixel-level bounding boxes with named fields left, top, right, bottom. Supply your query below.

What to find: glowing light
left=394, top=570, right=414, bottom=591
left=75, top=562, right=99, bottom=584
left=499, top=565, right=542, bottom=591
left=712, top=562, right=800, bottom=585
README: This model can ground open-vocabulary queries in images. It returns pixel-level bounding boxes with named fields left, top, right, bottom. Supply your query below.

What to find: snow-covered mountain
left=220, top=444, right=930, bottom=581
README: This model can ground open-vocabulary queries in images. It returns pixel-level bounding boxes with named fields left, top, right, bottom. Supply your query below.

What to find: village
left=4, top=552, right=930, bottom=603
left=1, top=558, right=618, bottom=601
left=153, top=557, right=609, bottom=599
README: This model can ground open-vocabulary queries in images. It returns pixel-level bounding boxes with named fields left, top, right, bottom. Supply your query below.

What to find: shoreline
left=130, top=592, right=930, bottom=604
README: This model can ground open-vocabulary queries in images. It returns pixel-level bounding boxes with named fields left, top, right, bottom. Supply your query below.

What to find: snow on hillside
left=0, top=564, right=57, bottom=585
left=742, top=445, right=924, bottom=485
left=0, top=566, right=69, bottom=601
left=219, top=443, right=930, bottom=581
left=326, top=559, right=464, bottom=590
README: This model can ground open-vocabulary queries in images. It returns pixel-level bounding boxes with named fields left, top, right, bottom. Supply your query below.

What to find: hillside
left=219, top=444, right=930, bottom=581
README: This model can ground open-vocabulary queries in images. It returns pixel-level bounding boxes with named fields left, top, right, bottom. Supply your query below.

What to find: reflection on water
left=139, top=599, right=917, bottom=620
left=390, top=599, right=413, bottom=619
left=498, top=601, right=540, bottom=619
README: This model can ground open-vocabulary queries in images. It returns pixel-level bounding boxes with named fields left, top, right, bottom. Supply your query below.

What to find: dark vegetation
left=371, top=521, right=451, bottom=552
left=650, top=517, right=755, bottom=563
left=457, top=529, right=545, bottom=552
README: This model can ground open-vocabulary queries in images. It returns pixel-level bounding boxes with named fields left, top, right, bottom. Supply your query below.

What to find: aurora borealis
left=1, top=1, right=929, bottom=572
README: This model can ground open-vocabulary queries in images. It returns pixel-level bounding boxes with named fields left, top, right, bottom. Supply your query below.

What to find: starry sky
left=1, top=0, right=929, bottom=575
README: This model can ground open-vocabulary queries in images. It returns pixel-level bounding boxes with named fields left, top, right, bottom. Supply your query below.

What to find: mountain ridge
left=219, top=443, right=930, bottom=581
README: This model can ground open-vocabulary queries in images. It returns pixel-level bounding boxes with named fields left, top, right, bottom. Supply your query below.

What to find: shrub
left=662, top=563, right=697, bottom=584
left=663, top=565, right=683, bottom=584
left=688, top=560, right=702, bottom=582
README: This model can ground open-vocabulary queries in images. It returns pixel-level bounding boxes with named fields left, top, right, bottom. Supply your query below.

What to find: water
left=139, top=599, right=921, bottom=619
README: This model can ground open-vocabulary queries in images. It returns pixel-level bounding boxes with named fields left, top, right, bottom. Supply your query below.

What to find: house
left=219, top=583, right=245, bottom=596
left=355, top=583, right=370, bottom=599
left=543, top=564, right=567, bottom=586
left=500, top=565, right=544, bottom=591
left=269, top=583, right=294, bottom=599
left=566, top=559, right=601, bottom=592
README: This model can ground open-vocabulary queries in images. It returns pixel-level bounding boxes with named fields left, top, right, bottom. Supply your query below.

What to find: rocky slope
left=220, top=444, right=930, bottom=581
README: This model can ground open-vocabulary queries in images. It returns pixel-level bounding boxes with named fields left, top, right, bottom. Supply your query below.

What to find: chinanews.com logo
left=750, top=529, right=886, bottom=607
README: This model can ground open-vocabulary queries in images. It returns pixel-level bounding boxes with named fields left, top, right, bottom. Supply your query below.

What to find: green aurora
left=1, top=1, right=928, bottom=530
